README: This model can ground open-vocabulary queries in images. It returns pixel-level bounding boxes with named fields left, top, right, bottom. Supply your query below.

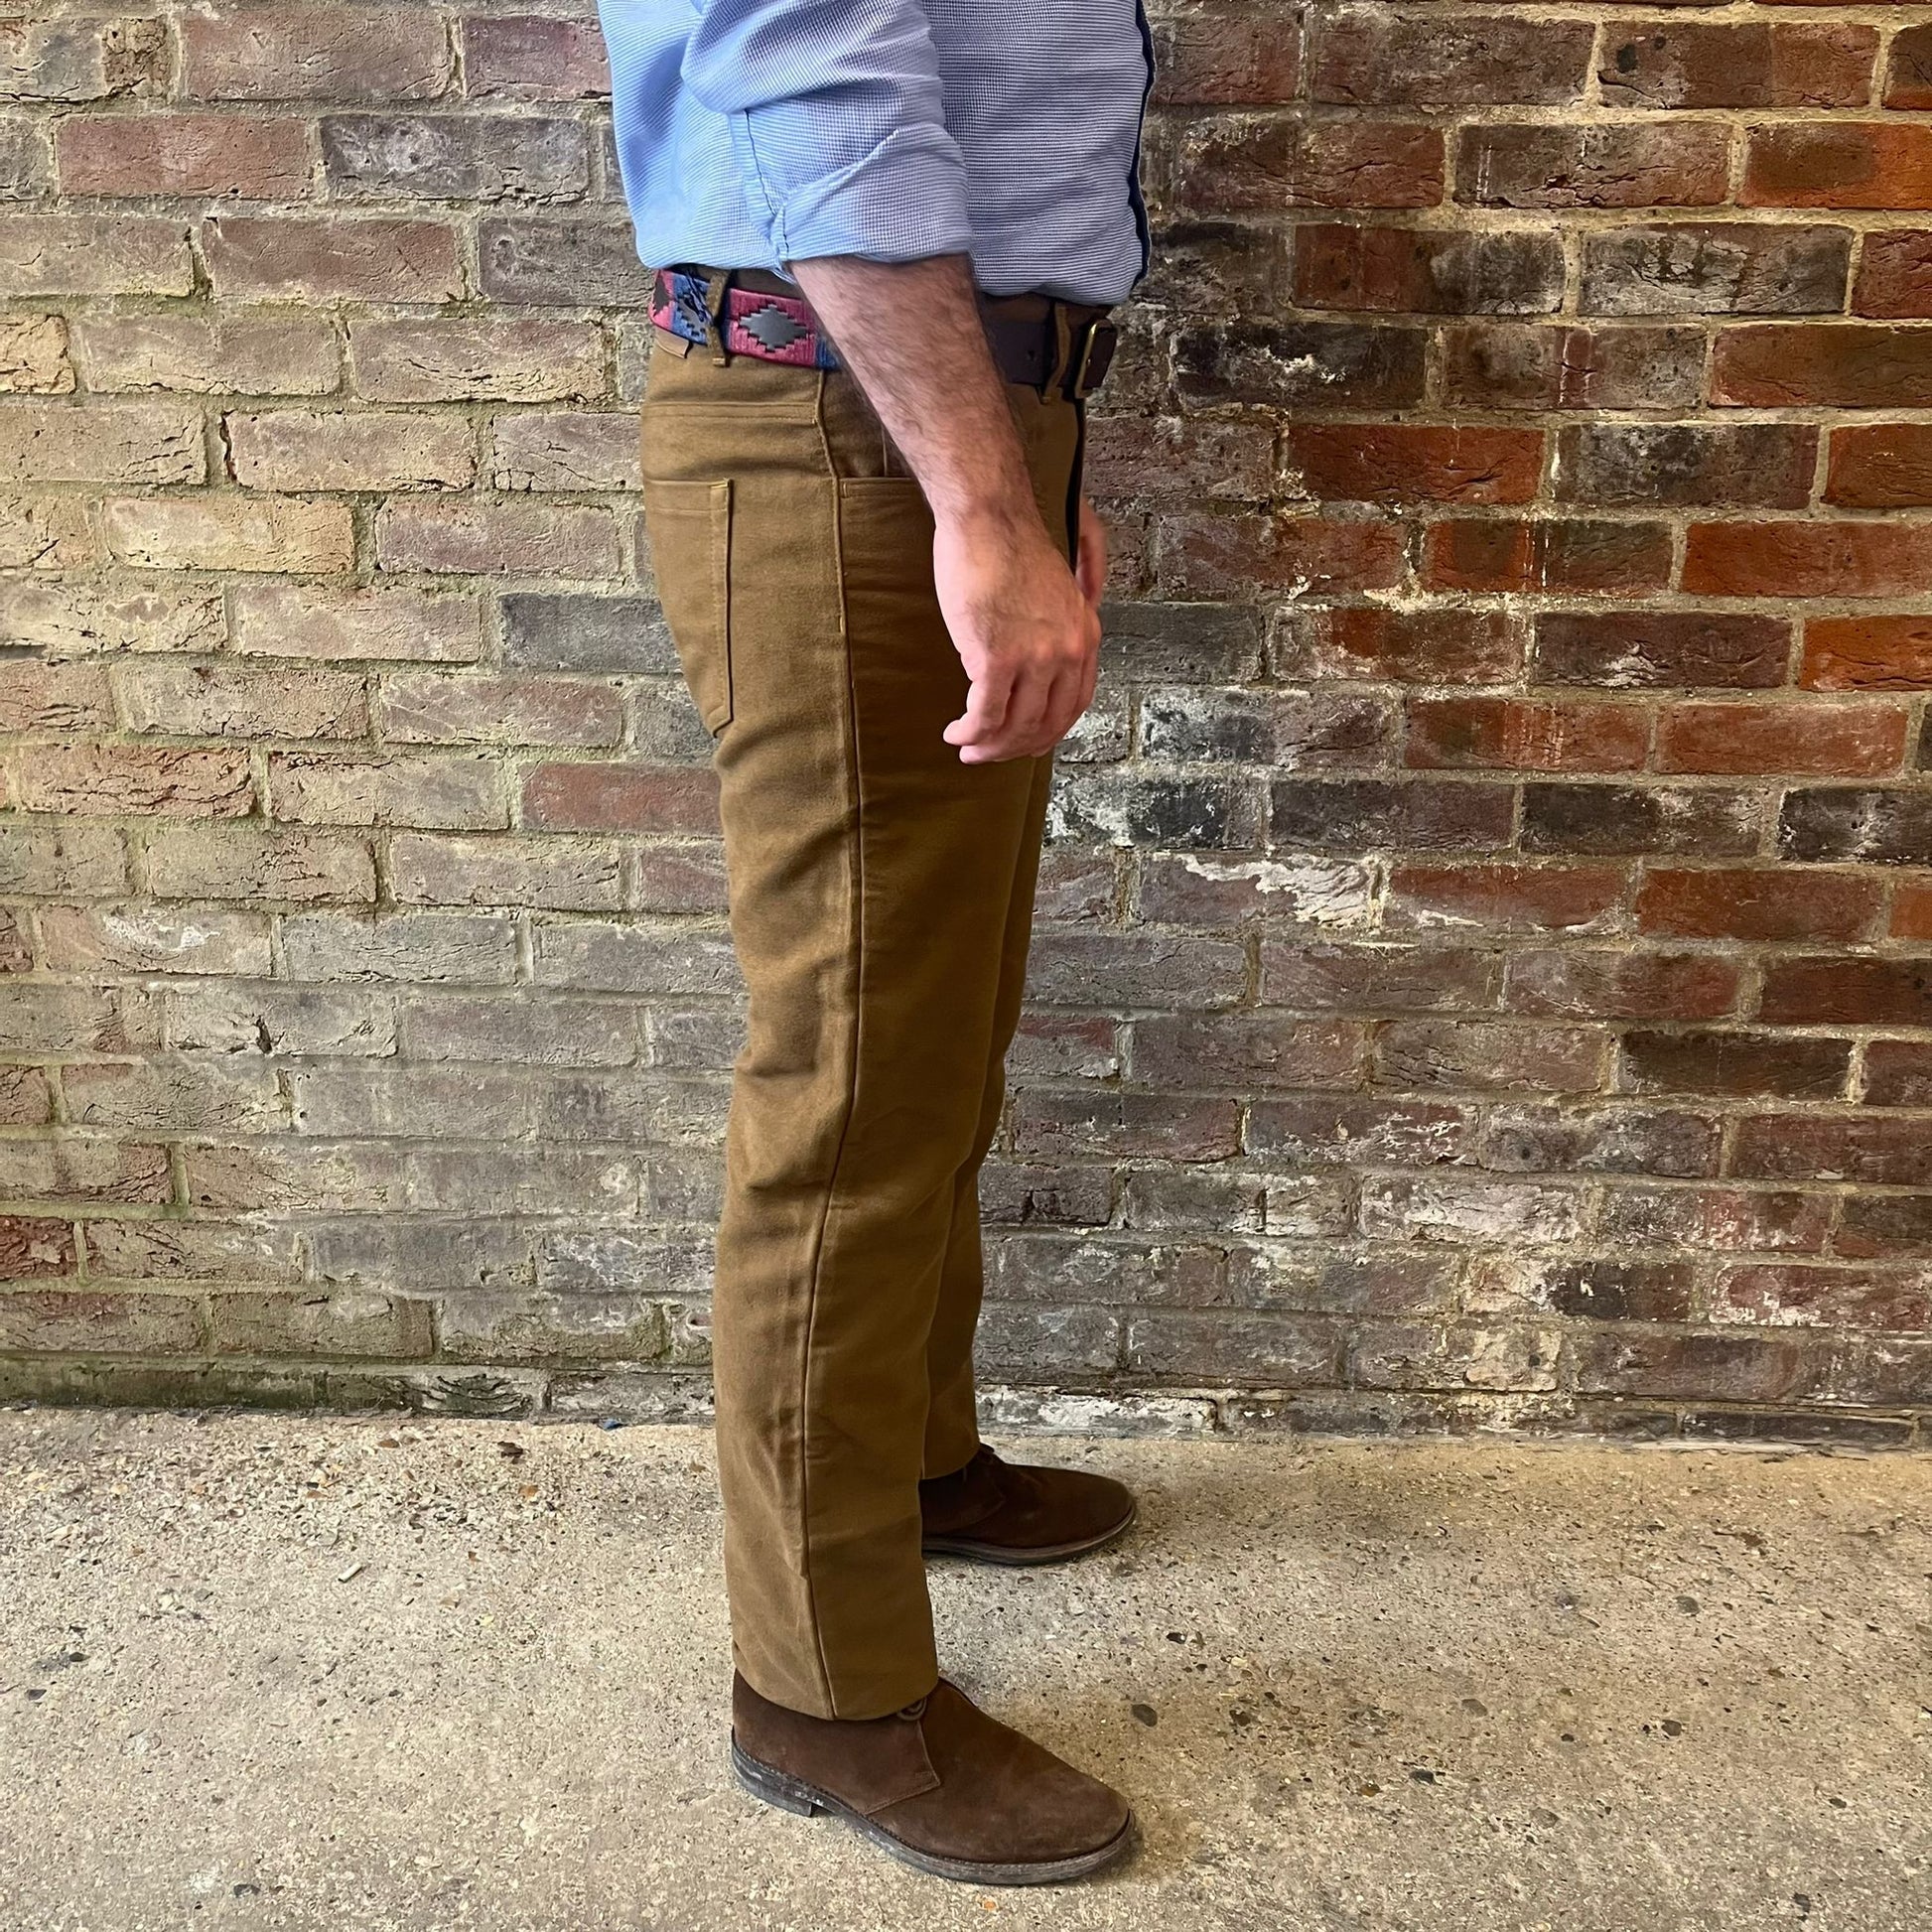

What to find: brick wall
left=3, top=2, right=1929, bottom=1447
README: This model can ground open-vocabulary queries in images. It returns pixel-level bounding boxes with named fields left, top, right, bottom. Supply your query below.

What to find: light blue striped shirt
left=596, top=0, right=1154, bottom=307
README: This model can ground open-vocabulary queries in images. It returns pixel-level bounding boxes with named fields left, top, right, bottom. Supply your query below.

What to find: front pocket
left=641, top=477, right=733, bottom=735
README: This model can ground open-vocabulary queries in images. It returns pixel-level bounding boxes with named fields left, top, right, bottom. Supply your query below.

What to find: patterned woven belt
left=648, top=267, right=1118, bottom=400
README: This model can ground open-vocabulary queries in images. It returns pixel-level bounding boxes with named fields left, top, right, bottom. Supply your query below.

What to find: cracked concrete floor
left=1, top=1405, right=1927, bottom=1932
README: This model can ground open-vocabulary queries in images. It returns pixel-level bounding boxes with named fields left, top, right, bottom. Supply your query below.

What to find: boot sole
left=921, top=1500, right=1137, bottom=1567
left=731, top=1739, right=1135, bottom=1886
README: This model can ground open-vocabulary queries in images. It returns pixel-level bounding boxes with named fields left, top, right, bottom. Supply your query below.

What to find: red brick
left=0, top=1216, right=75, bottom=1281
left=1715, top=1265, right=1930, bottom=1332
left=1655, top=701, right=1909, bottom=775
left=178, top=6, right=453, bottom=102
left=1715, top=325, right=1932, bottom=406
left=1440, top=324, right=1705, bottom=412
left=1532, top=612, right=1790, bottom=690
left=1801, top=618, right=1932, bottom=692
left=1454, top=123, right=1730, bottom=209
left=1825, top=425, right=1932, bottom=508
left=1311, top=17, right=1594, bottom=108
left=1275, top=607, right=1522, bottom=685
left=1160, top=511, right=1405, bottom=598
left=1737, top=1112, right=1932, bottom=1186
left=1504, top=950, right=1740, bottom=1021
left=1886, top=23, right=1932, bottom=110
left=0, top=214, right=192, bottom=297
left=1154, top=11, right=1304, bottom=103
left=1744, top=125, right=1932, bottom=209
left=203, top=214, right=463, bottom=303
left=1406, top=697, right=1649, bottom=772
left=1863, top=1039, right=1932, bottom=1107
left=1683, top=521, right=1932, bottom=600
left=461, top=15, right=612, bottom=99
left=1637, top=868, right=1883, bottom=941
left=1387, top=863, right=1627, bottom=934
left=1598, top=23, right=1878, bottom=108
left=1083, top=417, right=1275, bottom=503
left=1174, top=119, right=1442, bottom=210
left=1287, top=425, right=1543, bottom=505
left=1294, top=223, right=1562, bottom=315
left=1425, top=518, right=1673, bottom=596
left=56, top=112, right=312, bottom=198
left=521, top=762, right=720, bottom=835
left=1760, top=957, right=1932, bottom=1027
left=1892, top=881, right=1932, bottom=939
left=1856, top=234, right=1932, bottom=320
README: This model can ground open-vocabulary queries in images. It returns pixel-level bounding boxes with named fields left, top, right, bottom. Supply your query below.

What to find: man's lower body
left=637, top=278, right=1136, bottom=1881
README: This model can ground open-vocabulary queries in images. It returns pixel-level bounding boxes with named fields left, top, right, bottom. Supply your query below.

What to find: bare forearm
left=786, top=253, right=1039, bottom=537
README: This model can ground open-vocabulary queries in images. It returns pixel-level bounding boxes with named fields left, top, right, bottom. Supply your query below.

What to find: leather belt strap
left=649, top=265, right=1118, bottom=402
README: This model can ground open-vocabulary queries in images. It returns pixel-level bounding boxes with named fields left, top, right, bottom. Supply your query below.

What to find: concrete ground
left=1, top=1408, right=1926, bottom=1932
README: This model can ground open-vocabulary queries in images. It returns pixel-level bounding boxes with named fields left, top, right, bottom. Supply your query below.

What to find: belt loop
left=1044, top=300, right=1074, bottom=398
left=703, top=268, right=731, bottom=367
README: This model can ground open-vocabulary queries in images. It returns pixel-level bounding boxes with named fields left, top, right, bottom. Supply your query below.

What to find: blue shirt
left=597, top=1, right=1154, bottom=307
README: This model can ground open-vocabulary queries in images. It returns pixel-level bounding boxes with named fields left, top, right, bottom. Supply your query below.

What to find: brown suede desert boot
left=919, top=1446, right=1136, bottom=1565
left=731, top=1673, right=1134, bottom=1884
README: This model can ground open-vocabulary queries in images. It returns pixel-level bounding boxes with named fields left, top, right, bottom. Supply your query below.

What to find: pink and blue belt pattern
left=650, top=269, right=843, bottom=370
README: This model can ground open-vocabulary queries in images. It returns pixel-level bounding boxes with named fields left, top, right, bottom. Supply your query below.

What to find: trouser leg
left=642, top=344, right=1082, bottom=1720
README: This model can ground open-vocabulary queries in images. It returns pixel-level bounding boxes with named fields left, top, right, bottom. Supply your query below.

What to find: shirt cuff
left=756, top=120, right=975, bottom=266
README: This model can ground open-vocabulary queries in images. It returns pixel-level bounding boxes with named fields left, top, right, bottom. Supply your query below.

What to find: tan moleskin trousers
left=638, top=313, right=1087, bottom=1721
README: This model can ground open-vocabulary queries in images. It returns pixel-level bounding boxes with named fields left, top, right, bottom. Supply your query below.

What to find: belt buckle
left=1068, top=318, right=1117, bottom=401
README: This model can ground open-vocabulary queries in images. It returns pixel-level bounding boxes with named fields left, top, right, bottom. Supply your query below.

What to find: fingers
left=1075, top=498, right=1108, bottom=611
left=942, top=665, right=1013, bottom=751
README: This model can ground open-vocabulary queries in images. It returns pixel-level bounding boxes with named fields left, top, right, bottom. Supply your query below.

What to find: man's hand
left=935, top=503, right=1100, bottom=763
left=787, top=252, right=1103, bottom=763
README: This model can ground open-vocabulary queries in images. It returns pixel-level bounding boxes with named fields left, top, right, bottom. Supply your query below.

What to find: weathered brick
left=391, top=835, right=621, bottom=912
left=266, top=753, right=505, bottom=829
left=501, top=592, right=677, bottom=675
left=145, top=824, right=376, bottom=904
left=1273, top=606, right=1521, bottom=685
left=179, top=7, right=453, bottom=103
left=1440, top=324, right=1705, bottom=412
left=1520, top=783, right=1757, bottom=859
left=376, top=499, right=620, bottom=578
left=1779, top=787, right=1932, bottom=865
left=1154, top=8, right=1303, bottom=102
left=1801, top=618, right=1932, bottom=692
left=1582, top=223, right=1852, bottom=318
left=1375, top=1019, right=1606, bottom=1095
left=1269, top=779, right=1513, bottom=853
left=376, top=672, right=623, bottom=748
left=321, top=113, right=587, bottom=203
left=0, top=982, right=161, bottom=1052
left=0, top=1290, right=200, bottom=1353
left=522, top=762, right=721, bottom=835
left=66, top=1060, right=284, bottom=1136
left=1160, top=509, right=1405, bottom=597
left=38, top=905, right=270, bottom=979
left=0, top=660, right=112, bottom=731
left=0, top=17, right=168, bottom=103
left=1824, top=426, right=1932, bottom=510
left=1623, top=1030, right=1850, bottom=1101
left=0, top=315, right=72, bottom=394
left=1388, top=863, right=1627, bottom=934
left=1406, top=697, right=1649, bottom=773
left=226, top=409, right=477, bottom=491
left=1683, top=521, right=1932, bottom=600
left=282, top=911, right=516, bottom=985
left=1715, top=326, right=1932, bottom=408
left=349, top=318, right=608, bottom=402
left=1311, top=15, right=1593, bottom=107
left=1126, top=1310, right=1339, bottom=1384
left=0, top=214, right=192, bottom=296
left=1294, top=224, right=1564, bottom=316
left=57, top=112, right=313, bottom=198
left=1531, top=611, right=1790, bottom=690
left=102, top=495, right=354, bottom=573
left=478, top=216, right=655, bottom=306
left=1174, top=320, right=1425, bottom=409
left=10, top=745, right=253, bottom=818
left=1454, top=123, right=1729, bottom=209
left=232, top=584, right=483, bottom=662
left=1286, top=424, right=1543, bottom=504
left=1598, top=23, right=1877, bottom=108
left=1505, top=950, right=1739, bottom=1021
left=1425, top=518, right=1672, bottom=596
left=1657, top=700, right=1907, bottom=776
left=1637, top=867, right=1882, bottom=941
left=1715, top=1265, right=1930, bottom=1334
left=1132, top=1013, right=1366, bottom=1089
left=1862, top=1040, right=1932, bottom=1108
left=490, top=411, right=641, bottom=492
left=1744, top=125, right=1932, bottom=211
left=203, top=214, right=463, bottom=304
left=75, top=314, right=339, bottom=396
left=0, top=821, right=127, bottom=896
left=0, top=494, right=95, bottom=569
left=462, top=15, right=612, bottom=99
left=0, top=115, right=50, bottom=199
left=1174, top=117, right=1441, bottom=210
left=1856, top=234, right=1932, bottom=321
left=117, top=662, right=368, bottom=740
left=208, top=1289, right=432, bottom=1358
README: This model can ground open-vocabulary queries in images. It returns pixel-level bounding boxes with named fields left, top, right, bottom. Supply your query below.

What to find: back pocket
left=641, top=478, right=733, bottom=735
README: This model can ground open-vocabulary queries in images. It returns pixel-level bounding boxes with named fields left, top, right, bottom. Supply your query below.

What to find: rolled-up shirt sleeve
left=681, top=0, right=974, bottom=266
